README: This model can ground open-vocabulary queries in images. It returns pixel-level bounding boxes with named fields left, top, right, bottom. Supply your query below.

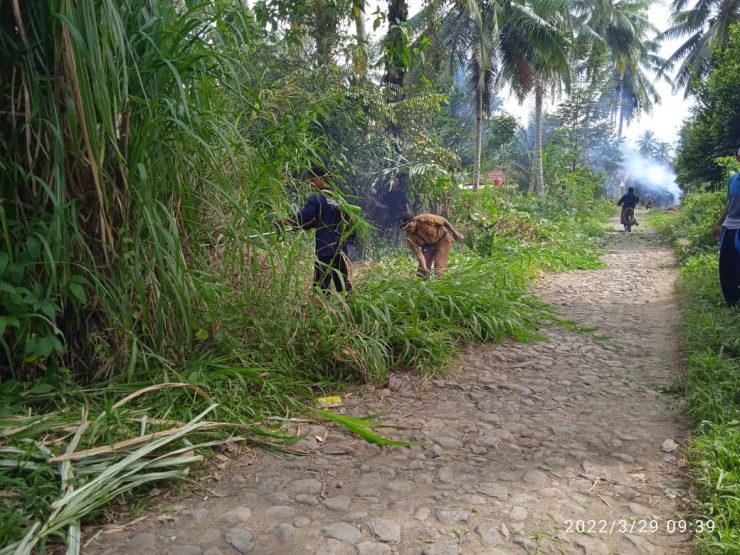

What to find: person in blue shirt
left=285, top=166, right=352, bottom=295
left=617, top=186, right=640, bottom=231
left=712, top=147, right=740, bottom=306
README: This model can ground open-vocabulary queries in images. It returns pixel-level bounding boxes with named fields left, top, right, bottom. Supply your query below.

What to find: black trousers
left=719, top=228, right=740, bottom=306
left=314, top=250, right=352, bottom=294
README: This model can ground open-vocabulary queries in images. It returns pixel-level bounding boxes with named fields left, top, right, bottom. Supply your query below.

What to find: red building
left=485, top=168, right=505, bottom=188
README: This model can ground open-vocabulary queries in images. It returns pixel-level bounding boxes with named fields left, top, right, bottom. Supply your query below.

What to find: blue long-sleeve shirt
left=723, top=173, right=740, bottom=229
left=293, top=188, right=346, bottom=259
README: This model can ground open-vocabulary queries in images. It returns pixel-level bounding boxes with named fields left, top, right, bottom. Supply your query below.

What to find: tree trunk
left=530, top=79, right=545, bottom=195
left=314, top=5, right=332, bottom=65
left=383, top=0, right=408, bottom=143
left=384, top=0, right=408, bottom=95
left=353, top=0, right=368, bottom=79
left=473, top=87, right=482, bottom=192
left=571, top=87, right=579, bottom=173
left=616, top=73, right=624, bottom=139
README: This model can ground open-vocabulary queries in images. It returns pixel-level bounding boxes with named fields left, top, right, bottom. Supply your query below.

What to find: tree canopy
left=675, top=24, right=740, bottom=189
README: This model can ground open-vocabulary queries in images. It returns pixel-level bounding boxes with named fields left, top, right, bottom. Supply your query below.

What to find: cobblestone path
left=86, top=221, right=691, bottom=555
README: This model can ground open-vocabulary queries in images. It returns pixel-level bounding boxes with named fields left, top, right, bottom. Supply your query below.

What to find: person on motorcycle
left=617, top=186, right=640, bottom=231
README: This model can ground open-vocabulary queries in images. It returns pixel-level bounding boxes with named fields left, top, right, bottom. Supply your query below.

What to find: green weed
left=652, top=203, right=740, bottom=552
left=454, top=187, right=611, bottom=272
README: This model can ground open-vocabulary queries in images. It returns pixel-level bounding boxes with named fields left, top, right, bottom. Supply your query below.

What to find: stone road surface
left=85, top=220, right=692, bottom=554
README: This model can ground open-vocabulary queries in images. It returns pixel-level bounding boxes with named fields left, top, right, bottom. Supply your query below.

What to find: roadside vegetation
left=3, top=0, right=731, bottom=553
left=651, top=22, right=740, bottom=553
left=0, top=181, right=612, bottom=553
left=650, top=196, right=740, bottom=553
left=0, top=2, right=619, bottom=539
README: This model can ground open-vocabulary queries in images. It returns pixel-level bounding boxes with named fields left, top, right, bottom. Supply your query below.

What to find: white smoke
left=620, top=147, right=682, bottom=205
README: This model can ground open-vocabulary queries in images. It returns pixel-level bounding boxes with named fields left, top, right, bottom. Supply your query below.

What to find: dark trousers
left=314, top=250, right=352, bottom=294
left=719, top=228, right=740, bottom=306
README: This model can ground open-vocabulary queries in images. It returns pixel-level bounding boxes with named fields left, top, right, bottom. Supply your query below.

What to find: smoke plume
left=620, top=147, right=682, bottom=205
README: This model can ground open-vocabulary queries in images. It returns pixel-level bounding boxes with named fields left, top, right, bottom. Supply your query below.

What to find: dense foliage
left=675, top=25, right=740, bottom=190
left=649, top=192, right=726, bottom=261
left=659, top=0, right=740, bottom=95
left=0, top=0, right=640, bottom=384
left=457, top=177, right=611, bottom=271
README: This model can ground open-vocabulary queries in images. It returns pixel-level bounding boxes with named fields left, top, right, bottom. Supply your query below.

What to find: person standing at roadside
left=283, top=166, right=352, bottom=295
left=713, top=147, right=740, bottom=306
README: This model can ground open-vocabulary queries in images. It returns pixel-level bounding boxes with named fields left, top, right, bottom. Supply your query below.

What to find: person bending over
left=400, top=212, right=462, bottom=278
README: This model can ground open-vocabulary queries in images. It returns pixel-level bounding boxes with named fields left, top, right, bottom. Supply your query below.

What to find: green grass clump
left=691, top=423, right=740, bottom=554
left=454, top=186, right=612, bottom=272
left=652, top=211, right=740, bottom=553
left=647, top=192, right=725, bottom=262
left=346, top=253, right=549, bottom=377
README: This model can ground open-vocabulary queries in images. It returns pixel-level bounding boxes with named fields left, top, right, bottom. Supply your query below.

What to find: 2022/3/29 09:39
left=563, top=519, right=716, bottom=534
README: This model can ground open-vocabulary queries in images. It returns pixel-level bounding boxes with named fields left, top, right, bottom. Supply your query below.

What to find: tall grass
left=0, top=1, right=361, bottom=547
left=0, top=0, right=330, bottom=380
left=648, top=204, right=740, bottom=553
left=649, top=192, right=726, bottom=262
left=453, top=186, right=612, bottom=271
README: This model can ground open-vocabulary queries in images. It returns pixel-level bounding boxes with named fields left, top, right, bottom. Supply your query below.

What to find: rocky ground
left=85, top=219, right=693, bottom=555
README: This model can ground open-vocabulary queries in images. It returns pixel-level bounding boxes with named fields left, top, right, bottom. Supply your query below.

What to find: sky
left=365, top=0, right=693, bottom=149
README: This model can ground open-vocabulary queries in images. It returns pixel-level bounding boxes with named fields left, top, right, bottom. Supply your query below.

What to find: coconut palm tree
left=441, top=0, right=570, bottom=192
left=613, top=60, right=662, bottom=138
left=654, top=141, right=674, bottom=163
left=571, top=0, right=663, bottom=138
left=660, top=0, right=740, bottom=95
left=637, top=130, right=659, bottom=157
left=441, top=0, right=500, bottom=191
left=499, top=0, right=571, bottom=194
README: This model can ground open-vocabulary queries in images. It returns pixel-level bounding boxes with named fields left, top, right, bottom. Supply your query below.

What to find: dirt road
left=87, top=220, right=691, bottom=555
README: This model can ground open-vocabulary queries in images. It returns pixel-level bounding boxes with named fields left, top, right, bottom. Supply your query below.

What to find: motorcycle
left=621, top=207, right=637, bottom=232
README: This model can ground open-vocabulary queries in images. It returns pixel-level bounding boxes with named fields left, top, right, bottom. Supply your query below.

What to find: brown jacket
left=404, top=213, right=461, bottom=248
